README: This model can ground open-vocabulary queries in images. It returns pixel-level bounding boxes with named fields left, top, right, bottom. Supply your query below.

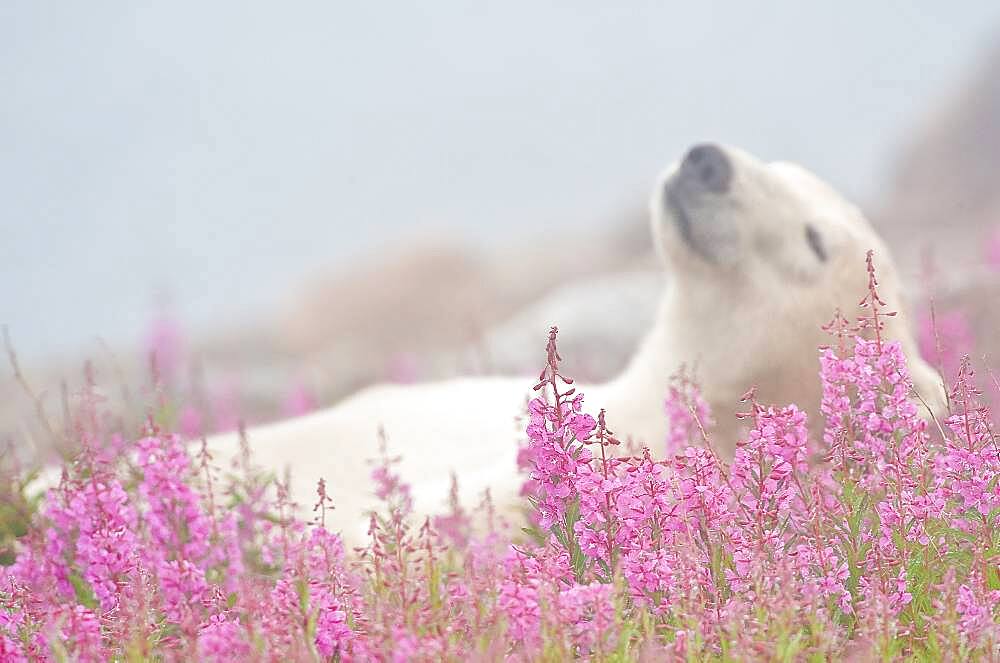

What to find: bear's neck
left=584, top=284, right=690, bottom=447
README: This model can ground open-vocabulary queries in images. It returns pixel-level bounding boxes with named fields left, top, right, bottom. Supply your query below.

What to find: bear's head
left=648, top=144, right=946, bottom=448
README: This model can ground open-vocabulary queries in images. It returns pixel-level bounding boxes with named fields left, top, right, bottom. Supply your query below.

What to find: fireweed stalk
left=1, top=256, right=998, bottom=660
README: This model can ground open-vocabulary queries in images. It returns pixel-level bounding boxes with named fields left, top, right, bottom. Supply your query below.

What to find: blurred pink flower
left=46, top=605, right=105, bottom=663
left=986, top=224, right=1000, bottom=270
left=197, top=614, right=251, bottom=662
left=144, top=312, right=185, bottom=383
left=386, top=351, right=420, bottom=384
left=0, top=634, right=27, bottom=663
left=917, top=308, right=974, bottom=380
left=178, top=405, right=203, bottom=439
left=663, top=370, right=713, bottom=454
left=209, top=381, right=242, bottom=433
left=282, top=380, right=317, bottom=417
left=4, top=281, right=999, bottom=660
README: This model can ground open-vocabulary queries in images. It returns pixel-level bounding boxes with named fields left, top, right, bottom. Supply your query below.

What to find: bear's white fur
left=207, top=145, right=946, bottom=544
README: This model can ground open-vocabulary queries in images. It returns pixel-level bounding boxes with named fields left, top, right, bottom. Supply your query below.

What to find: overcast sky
left=2, top=1, right=998, bottom=361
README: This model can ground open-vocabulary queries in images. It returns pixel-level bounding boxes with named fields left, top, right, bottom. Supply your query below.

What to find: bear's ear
left=805, top=224, right=828, bottom=262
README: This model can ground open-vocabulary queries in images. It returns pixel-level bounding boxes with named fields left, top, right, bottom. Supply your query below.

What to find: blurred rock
left=459, top=271, right=664, bottom=381
left=269, top=210, right=655, bottom=392
left=877, top=40, right=1000, bottom=274
left=875, top=38, right=1000, bottom=370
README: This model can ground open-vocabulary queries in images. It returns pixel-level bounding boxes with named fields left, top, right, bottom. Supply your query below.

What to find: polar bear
left=208, top=143, right=945, bottom=543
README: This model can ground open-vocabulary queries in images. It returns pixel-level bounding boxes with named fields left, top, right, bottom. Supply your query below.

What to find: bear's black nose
left=679, top=143, right=732, bottom=194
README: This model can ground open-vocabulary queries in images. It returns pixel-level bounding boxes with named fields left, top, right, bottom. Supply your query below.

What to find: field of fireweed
left=1, top=256, right=998, bottom=662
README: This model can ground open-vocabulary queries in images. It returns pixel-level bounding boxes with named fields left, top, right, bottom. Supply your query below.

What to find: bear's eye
left=805, top=224, right=827, bottom=262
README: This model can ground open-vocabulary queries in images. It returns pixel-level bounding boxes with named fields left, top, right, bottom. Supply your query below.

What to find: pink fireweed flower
left=672, top=446, right=733, bottom=530
left=874, top=499, right=904, bottom=553
left=158, top=558, right=209, bottom=623
left=197, top=613, right=251, bottom=662
left=557, top=582, right=617, bottom=654
left=370, top=443, right=414, bottom=517
left=621, top=547, right=677, bottom=608
left=572, top=462, right=620, bottom=563
left=524, top=393, right=594, bottom=531
left=6, top=270, right=1000, bottom=660
left=0, top=634, right=27, bottom=663
left=858, top=565, right=912, bottom=617
left=671, top=629, right=688, bottom=657
left=389, top=626, right=420, bottom=663
left=932, top=358, right=1000, bottom=523
left=388, top=628, right=447, bottom=663
left=820, top=337, right=930, bottom=483
left=313, top=590, right=353, bottom=658
left=370, top=464, right=413, bottom=512
left=663, top=368, right=714, bottom=455
left=177, top=405, right=203, bottom=439
left=568, top=412, right=598, bottom=442
left=135, top=435, right=213, bottom=565
left=497, top=548, right=557, bottom=649
left=593, top=448, right=711, bottom=609
left=432, top=473, right=473, bottom=549
left=523, top=327, right=600, bottom=531
left=792, top=542, right=852, bottom=613
left=821, top=255, right=931, bottom=482
left=818, top=347, right=856, bottom=457
left=144, top=311, right=185, bottom=383
left=253, top=521, right=362, bottom=658
left=987, top=223, right=1000, bottom=271
left=44, top=604, right=106, bottom=663
left=498, top=545, right=572, bottom=651
left=516, top=442, right=541, bottom=500
left=730, top=403, right=810, bottom=519
left=282, top=380, right=318, bottom=417
left=498, top=579, right=541, bottom=646
left=719, top=403, right=813, bottom=600
left=917, top=307, right=974, bottom=380
left=265, top=576, right=355, bottom=658
left=954, top=579, right=1000, bottom=647
left=206, top=512, right=245, bottom=593
left=8, top=471, right=142, bottom=612
left=301, top=526, right=349, bottom=580
left=888, top=567, right=914, bottom=613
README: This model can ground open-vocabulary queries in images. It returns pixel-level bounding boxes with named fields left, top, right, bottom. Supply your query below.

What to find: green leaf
left=68, top=571, right=98, bottom=610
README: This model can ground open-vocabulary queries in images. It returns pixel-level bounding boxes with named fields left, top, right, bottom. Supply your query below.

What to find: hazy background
left=3, top=1, right=1000, bottom=364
